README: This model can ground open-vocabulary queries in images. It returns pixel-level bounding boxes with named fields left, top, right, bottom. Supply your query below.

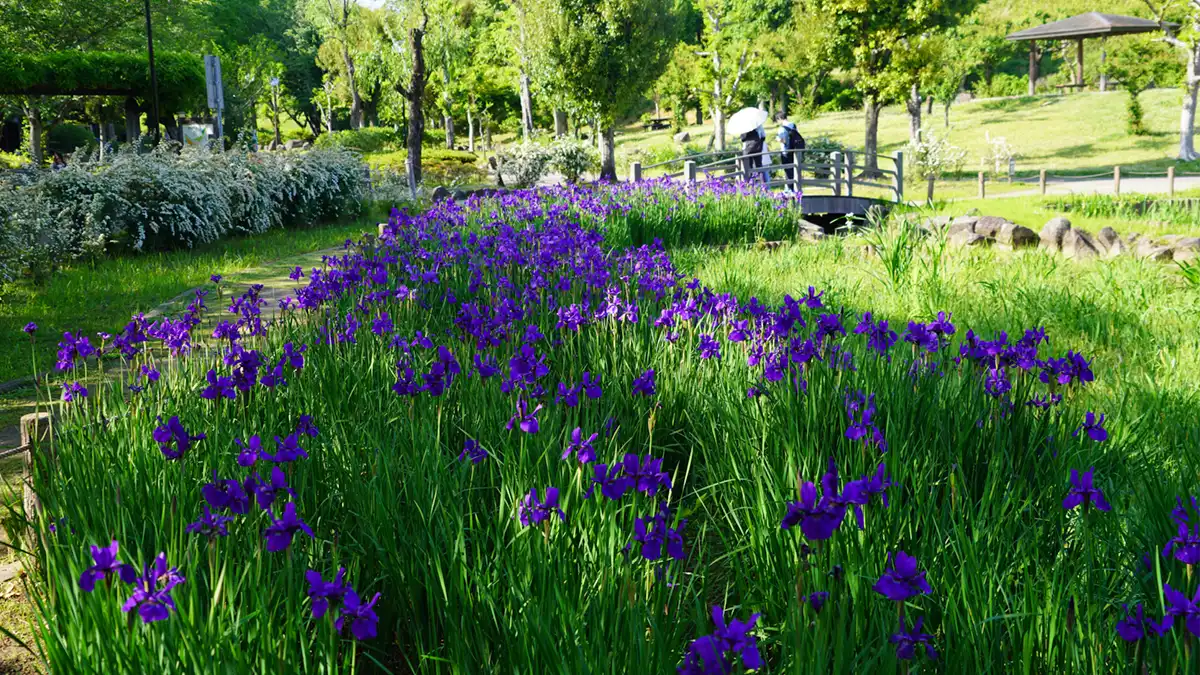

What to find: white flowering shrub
left=907, top=130, right=967, bottom=180
left=980, top=133, right=1019, bottom=177
left=0, top=145, right=365, bottom=288
left=495, top=143, right=551, bottom=189
left=547, top=139, right=598, bottom=184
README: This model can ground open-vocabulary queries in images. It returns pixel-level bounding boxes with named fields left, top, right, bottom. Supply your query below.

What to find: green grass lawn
left=618, top=89, right=1200, bottom=180
left=0, top=216, right=390, bottom=387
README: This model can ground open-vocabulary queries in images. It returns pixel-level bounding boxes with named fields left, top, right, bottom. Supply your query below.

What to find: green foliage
left=495, top=142, right=551, bottom=188
left=46, top=123, right=95, bottom=155
left=975, top=72, right=1026, bottom=98
left=0, top=151, right=27, bottom=169
left=314, top=127, right=402, bottom=153
left=547, top=138, right=598, bottom=183
left=0, top=51, right=205, bottom=110
left=1127, top=93, right=1147, bottom=136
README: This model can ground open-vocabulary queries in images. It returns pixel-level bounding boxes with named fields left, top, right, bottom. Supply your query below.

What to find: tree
left=694, top=0, right=759, bottom=151
left=1142, top=0, right=1200, bottom=160
left=306, top=0, right=366, bottom=128
left=427, top=0, right=473, bottom=149
left=1108, top=35, right=1178, bottom=136
left=384, top=0, right=432, bottom=184
left=538, top=0, right=680, bottom=179
left=801, top=0, right=982, bottom=174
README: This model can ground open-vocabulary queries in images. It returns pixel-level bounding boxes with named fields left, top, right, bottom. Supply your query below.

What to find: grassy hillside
left=619, top=89, right=1200, bottom=177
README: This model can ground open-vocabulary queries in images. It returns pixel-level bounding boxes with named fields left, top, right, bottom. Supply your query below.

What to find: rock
left=1172, top=237, right=1200, bottom=263
left=430, top=186, right=451, bottom=202
left=452, top=189, right=468, bottom=201
left=921, top=216, right=952, bottom=233
left=1040, top=217, right=1071, bottom=252
left=1136, top=237, right=1174, bottom=261
left=1096, top=227, right=1126, bottom=257
left=673, top=131, right=691, bottom=143
left=947, top=216, right=977, bottom=238
left=949, top=230, right=990, bottom=248
left=973, top=216, right=1010, bottom=238
left=1061, top=228, right=1100, bottom=260
left=996, top=222, right=1038, bottom=249
left=284, top=139, right=305, bottom=150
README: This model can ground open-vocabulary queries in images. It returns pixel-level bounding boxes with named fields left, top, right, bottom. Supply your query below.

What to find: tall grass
left=6, top=185, right=1199, bottom=673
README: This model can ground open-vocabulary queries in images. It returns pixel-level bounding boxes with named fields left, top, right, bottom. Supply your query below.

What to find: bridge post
left=684, top=160, right=697, bottom=184
left=1113, top=165, right=1121, bottom=196
left=845, top=152, right=855, bottom=197
left=630, top=161, right=642, bottom=183
left=831, top=151, right=842, bottom=197
left=893, top=151, right=904, bottom=202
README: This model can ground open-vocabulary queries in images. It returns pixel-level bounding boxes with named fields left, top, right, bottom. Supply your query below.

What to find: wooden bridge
left=629, top=148, right=904, bottom=217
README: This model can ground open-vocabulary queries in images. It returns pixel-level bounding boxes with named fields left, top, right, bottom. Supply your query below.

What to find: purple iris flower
left=202, top=473, right=251, bottom=514
left=295, top=415, right=320, bottom=437
left=474, top=353, right=500, bottom=378
left=873, top=551, right=932, bottom=602
left=889, top=615, right=938, bottom=661
left=585, top=463, right=633, bottom=500
left=152, top=416, right=205, bottom=460
left=929, top=311, right=955, bottom=337
left=518, top=487, right=566, bottom=526
left=562, top=428, right=598, bottom=464
left=22, top=322, right=37, bottom=335
left=697, top=334, right=721, bottom=360
left=459, top=439, right=488, bottom=464
left=289, top=266, right=304, bottom=281
left=1116, top=603, right=1172, bottom=642
left=283, top=342, right=307, bottom=370
left=210, top=274, right=222, bottom=284
left=61, top=382, right=88, bottom=403
left=200, top=369, right=237, bottom=400
left=264, top=502, right=315, bottom=552
left=631, top=502, right=686, bottom=561
left=677, top=606, right=763, bottom=675
left=305, top=568, right=348, bottom=619
left=235, top=435, right=262, bottom=467
left=1164, top=582, right=1200, bottom=636
left=904, top=322, right=939, bottom=353
left=782, top=480, right=845, bottom=540
left=246, top=466, right=294, bottom=510
left=186, top=504, right=234, bottom=538
left=1062, top=467, right=1111, bottom=512
left=804, top=286, right=824, bottom=309
left=632, top=369, right=657, bottom=396
left=556, top=382, right=581, bottom=407
left=335, top=588, right=382, bottom=640
left=805, top=591, right=829, bottom=613
left=79, top=540, right=137, bottom=591
left=506, top=398, right=543, bottom=434
left=1073, top=412, right=1108, bottom=442
left=1163, top=522, right=1200, bottom=565
left=582, top=372, right=603, bottom=399
left=862, top=463, right=895, bottom=506
left=854, top=313, right=898, bottom=356
left=263, top=433, right=308, bottom=462
left=121, top=553, right=185, bottom=624
left=844, top=390, right=887, bottom=453
left=983, top=367, right=1011, bottom=398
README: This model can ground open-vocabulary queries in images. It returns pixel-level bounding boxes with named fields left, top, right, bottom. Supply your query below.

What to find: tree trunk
left=598, top=124, right=616, bottom=181
left=926, top=94, right=934, bottom=115
left=444, top=114, right=454, bottom=149
left=1179, top=48, right=1199, bottom=161
left=553, top=109, right=567, bottom=137
left=944, top=101, right=952, bottom=129
left=25, top=101, right=43, bottom=165
left=1028, top=43, right=1039, bottom=96
left=164, top=115, right=181, bottom=143
left=863, top=95, right=882, bottom=176
left=124, top=96, right=140, bottom=144
left=712, top=106, right=726, bottom=151
left=342, top=45, right=364, bottom=129
left=407, top=27, right=428, bottom=184
left=694, top=102, right=703, bottom=125
left=467, top=104, right=475, bottom=152
left=906, top=83, right=922, bottom=144
left=518, top=70, right=534, bottom=140
left=591, top=117, right=599, bottom=148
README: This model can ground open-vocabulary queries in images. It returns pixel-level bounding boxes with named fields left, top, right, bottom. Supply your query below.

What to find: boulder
left=973, top=216, right=1010, bottom=238
left=949, top=230, right=990, bottom=248
left=921, top=216, right=952, bottom=233
left=1097, top=226, right=1126, bottom=258
left=452, top=189, right=468, bottom=202
left=1061, top=228, right=1100, bottom=260
left=996, top=222, right=1038, bottom=249
left=431, top=185, right=451, bottom=202
left=1040, top=217, right=1071, bottom=252
left=1172, top=237, right=1200, bottom=263
left=673, top=131, right=691, bottom=143
left=947, top=216, right=977, bottom=238
left=1136, top=237, right=1174, bottom=261
left=284, top=139, right=306, bottom=150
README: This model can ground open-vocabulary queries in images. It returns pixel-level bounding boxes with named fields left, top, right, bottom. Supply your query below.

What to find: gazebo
left=1006, top=12, right=1176, bottom=95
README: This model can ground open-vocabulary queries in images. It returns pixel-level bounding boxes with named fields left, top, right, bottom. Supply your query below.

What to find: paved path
left=1001, top=174, right=1200, bottom=198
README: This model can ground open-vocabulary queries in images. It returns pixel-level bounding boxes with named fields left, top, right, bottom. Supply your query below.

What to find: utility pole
left=144, top=0, right=161, bottom=141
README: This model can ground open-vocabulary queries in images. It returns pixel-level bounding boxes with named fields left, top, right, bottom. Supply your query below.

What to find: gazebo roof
left=1006, top=12, right=1174, bottom=41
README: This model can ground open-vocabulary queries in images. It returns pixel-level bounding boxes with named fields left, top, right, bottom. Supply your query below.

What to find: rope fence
left=949, top=164, right=1200, bottom=201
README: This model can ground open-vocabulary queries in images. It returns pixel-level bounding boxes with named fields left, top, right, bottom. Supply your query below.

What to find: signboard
left=181, top=124, right=211, bottom=147
left=203, top=55, right=224, bottom=110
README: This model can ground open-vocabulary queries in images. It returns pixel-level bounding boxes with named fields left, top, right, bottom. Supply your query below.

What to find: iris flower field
left=12, top=181, right=1200, bottom=673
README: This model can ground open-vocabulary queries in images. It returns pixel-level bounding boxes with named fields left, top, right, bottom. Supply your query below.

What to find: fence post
left=630, top=161, right=642, bottom=183
left=684, top=160, right=697, bottom=184
left=845, top=152, right=855, bottom=197
left=21, top=412, right=53, bottom=548
left=893, top=151, right=904, bottom=202
left=1169, top=166, right=1176, bottom=197
left=831, top=152, right=842, bottom=197
left=1039, top=169, right=1047, bottom=196
left=1113, top=165, right=1121, bottom=195
left=978, top=171, right=986, bottom=199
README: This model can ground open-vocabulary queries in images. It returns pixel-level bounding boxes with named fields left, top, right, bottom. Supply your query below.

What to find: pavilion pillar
left=124, top=96, right=141, bottom=143
left=1028, top=42, right=1039, bottom=96
left=1099, top=39, right=1108, bottom=92
left=1076, top=39, right=1085, bottom=87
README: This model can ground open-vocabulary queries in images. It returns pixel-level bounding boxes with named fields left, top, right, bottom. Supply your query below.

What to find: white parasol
left=726, top=107, right=769, bottom=136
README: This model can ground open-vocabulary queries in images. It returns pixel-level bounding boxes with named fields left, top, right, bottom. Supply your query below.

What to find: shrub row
left=0, top=146, right=366, bottom=286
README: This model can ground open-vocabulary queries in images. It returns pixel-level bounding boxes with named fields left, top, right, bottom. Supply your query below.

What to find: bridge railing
left=631, top=148, right=904, bottom=203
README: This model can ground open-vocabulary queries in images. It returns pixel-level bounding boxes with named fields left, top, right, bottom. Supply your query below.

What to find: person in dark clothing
left=775, top=120, right=805, bottom=186
left=740, top=126, right=765, bottom=181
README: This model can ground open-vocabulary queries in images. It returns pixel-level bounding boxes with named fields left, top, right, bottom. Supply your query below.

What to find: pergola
left=1006, top=12, right=1176, bottom=95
